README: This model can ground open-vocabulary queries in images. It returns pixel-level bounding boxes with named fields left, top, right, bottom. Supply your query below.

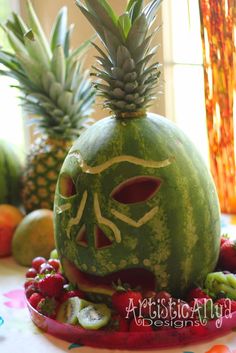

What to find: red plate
left=26, top=301, right=236, bottom=350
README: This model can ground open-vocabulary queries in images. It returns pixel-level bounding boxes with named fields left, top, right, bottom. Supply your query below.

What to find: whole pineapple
left=0, top=1, right=95, bottom=212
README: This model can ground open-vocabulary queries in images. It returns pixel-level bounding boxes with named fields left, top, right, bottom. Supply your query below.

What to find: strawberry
left=129, top=318, right=153, bottom=332
left=28, top=293, right=44, bottom=309
left=215, top=298, right=236, bottom=316
left=173, top=299, right=193, bottom=321
left=220, top=234, right=230, bottom=247
left=186, top=287, right=210, bottom=303
left=36, top=297, right=58, bottom=318
left=112, top=290, right=142, bottom=318
left=189, top=297, right=208, bottom=308
left=219, top=240, right=236, bottom=272
left=155, top=291, right=172, bottom=304
left=60, top=289, right=85, bottom=302
left=38, top=273, right=64, bottom=298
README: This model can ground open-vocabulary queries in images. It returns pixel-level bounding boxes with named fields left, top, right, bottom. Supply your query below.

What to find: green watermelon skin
left=0, top=140, right=22, bottom=205
left=54, top=113, right=221, bottom=297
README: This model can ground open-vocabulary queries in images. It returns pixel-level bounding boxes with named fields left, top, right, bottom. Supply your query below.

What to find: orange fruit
left=12, top=209, right=55, bottom=266
left=205, top=345, right=231, bottom=353
left=0, top=204, right=24, bottom=257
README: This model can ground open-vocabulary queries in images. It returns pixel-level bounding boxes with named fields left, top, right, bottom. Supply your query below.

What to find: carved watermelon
left=0, top=140, right=22, bottom=206
left=54, top=113, right=221, bottom=298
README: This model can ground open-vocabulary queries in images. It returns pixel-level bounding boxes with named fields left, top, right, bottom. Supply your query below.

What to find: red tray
left=26, top=301, right=236, bottom=350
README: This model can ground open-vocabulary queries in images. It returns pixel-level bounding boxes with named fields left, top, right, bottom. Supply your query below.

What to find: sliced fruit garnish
left=56, top=297, right=90, bottom=325
left=77, top=304, right=111, bottom=330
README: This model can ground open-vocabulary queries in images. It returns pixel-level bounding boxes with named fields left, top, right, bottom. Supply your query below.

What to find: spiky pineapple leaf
left=84, top=0, right=118, bottom=31
left=92, top=42, right=112, bottom=64
left=103, top=29, right=120, bottom=63
left=76, top=3, right=109, bottom=49
left=0, top=69, right=26, bottom=84
left=116, top=45, right=131, bottom=67
left=127, top=0, right=144, bottom=23
left=65, top=60, right=79, bottom=90
left=50, top=7, right=68, bottom=53
left=5, top=13, right=27, bottom=43
left=4, top=27, right=27, bottom=55
left=64, top=24, right=74, bottom=57
left=95, top=57, right=112, bottom=74
left=24, top=30, right=50, bottom=68
left=26, top=0, right=51, bottom=59
left=136, top=50, right=158, bottom=74
left=13, top=13, right=28, bottom=35
left=118, top=13, right=131, bottom=39
left=126, top=14, right=148, bottom=52
left=132, top=33, right=153, bottom=63
left=91, top=67, right=113, bottom=85
left=51, top=46, right=66, bottom=84
left=143, top=0, right=163, bottom=26
left=0, top=50, right=23, bottom=72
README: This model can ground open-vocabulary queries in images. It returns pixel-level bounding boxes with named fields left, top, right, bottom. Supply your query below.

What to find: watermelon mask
left=54, top=115, right=220, bottom=298
left=55, top=151, right=172, bottom=294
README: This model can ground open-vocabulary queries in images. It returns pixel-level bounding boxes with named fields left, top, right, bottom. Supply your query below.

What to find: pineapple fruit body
left=22, top=136, right=72, bottom=212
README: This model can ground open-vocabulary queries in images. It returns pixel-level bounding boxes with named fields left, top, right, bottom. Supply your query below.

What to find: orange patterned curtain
left=199, top=0, right=236, bottom=213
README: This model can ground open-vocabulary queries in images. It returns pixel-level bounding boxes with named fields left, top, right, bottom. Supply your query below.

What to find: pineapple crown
left=0, top=1, right=95, bottom=139
left=76, top=0, right=162, bottom=118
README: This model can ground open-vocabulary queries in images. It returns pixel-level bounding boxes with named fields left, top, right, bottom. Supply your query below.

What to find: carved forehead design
left=69, top=152, right=174, bottom=175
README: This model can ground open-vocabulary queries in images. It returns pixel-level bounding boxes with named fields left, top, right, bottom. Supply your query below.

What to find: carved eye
left=94, top=225, right=113, bottom=249
left=111, top=176, right=161, bottom=204
left=76, top=225, right=88, bottom=247
left=59, top=173, right=76, bottom=197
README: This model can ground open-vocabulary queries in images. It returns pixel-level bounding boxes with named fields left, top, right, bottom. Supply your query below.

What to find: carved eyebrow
left=69, top=152, right=174, bottom=175
left=111, top=207, right=158, bottom=228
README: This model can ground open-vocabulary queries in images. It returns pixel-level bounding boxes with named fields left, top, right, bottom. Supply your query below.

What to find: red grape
left=47, top=259, right=60, bottom=272
left=32, top=257, right=47, bottom=271
left=25, top=267, right=37, bottom=278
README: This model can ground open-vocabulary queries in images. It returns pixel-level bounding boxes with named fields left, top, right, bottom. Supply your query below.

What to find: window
left=0, top=0, right=25, bottom=160
left=162, top=0, right=209, bottom=165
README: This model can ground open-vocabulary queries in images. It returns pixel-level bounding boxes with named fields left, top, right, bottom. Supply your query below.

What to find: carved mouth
left=62, top=258, right=156, bottom=296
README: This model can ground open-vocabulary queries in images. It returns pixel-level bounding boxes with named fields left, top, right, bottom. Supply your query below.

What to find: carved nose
left=76, top=225, right=88, bottom=247
left=76, top=225, right=113, bottom=249
left=94, top=225, right=113, bottom=249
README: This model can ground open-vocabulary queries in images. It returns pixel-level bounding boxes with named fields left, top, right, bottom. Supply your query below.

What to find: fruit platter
left=24, top=249, right=236, bottom=350
left=1, top=0, right=236, bottom=351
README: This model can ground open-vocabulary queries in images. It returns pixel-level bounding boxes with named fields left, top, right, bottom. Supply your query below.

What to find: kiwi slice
left=56, top=297, right=90, bottom=325
left=77, top=304, right=111, bottom=330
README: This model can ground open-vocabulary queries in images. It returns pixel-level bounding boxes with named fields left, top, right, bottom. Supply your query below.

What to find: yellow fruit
left=0, top=204, right=24, bottom=257
left=12, top=209, right=55, bottom=266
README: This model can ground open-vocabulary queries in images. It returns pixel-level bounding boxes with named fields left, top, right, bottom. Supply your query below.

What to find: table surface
left=1, top=214, right=236, bottom=353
